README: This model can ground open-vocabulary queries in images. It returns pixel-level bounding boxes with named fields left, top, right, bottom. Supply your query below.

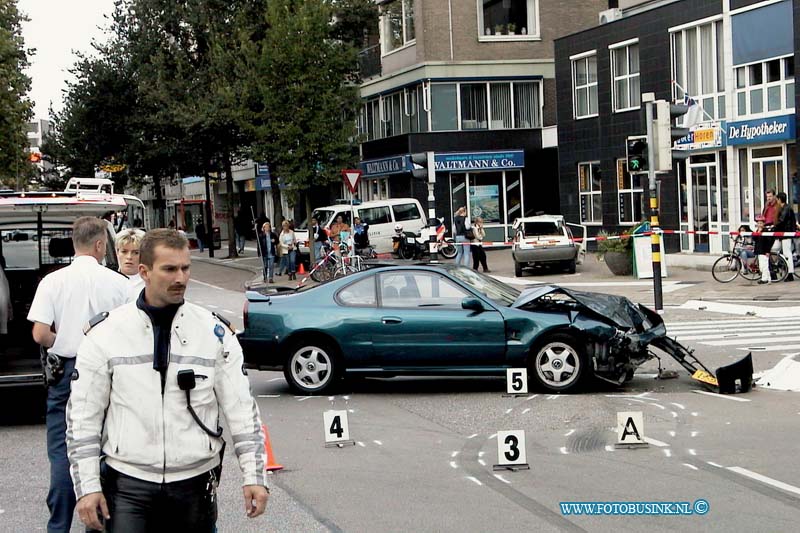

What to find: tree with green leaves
left=0, top=0, right=34, bottom=189
left=249, top=0, right=367, bottom=261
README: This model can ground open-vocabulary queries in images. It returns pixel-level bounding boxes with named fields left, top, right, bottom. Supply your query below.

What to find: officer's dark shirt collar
left=136, top=289, right=182, bottom=384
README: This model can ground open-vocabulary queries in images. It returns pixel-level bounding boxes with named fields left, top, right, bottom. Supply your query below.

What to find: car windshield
left=296, top=209, right=335, bottom=231
left=521, top=222, right=560, bottom=237
left=447, top=266, right=520, bottom=307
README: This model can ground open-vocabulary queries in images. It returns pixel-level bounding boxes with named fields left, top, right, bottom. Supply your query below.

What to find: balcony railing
left=358, top=44, right=382, bottom=80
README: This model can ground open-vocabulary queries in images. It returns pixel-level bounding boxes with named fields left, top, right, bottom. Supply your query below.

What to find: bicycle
left=712, top=243, right=789, bottom=283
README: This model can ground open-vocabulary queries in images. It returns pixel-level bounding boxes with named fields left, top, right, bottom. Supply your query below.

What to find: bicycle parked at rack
left=712, top=236, right=789, bottom=283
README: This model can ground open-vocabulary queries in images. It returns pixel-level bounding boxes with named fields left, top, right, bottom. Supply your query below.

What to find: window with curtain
left=671, top=20, right=725, bottom=121
left=611, top=42, right=640, bottom=112
left=460, top=84, right=488, bottom=130
left=572, top=54, right=598, bottom=118
left=381, top=0, right=415, bottom=55
left=490, top=83, right=512, bottom=129
left=513, top=82, right=540, bottom=128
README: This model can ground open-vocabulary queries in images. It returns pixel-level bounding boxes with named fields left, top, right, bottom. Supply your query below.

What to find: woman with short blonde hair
left=115, top=228, right=146, bottom=300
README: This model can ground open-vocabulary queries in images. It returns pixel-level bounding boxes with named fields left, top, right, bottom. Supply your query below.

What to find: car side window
left=392, top=203, right=421, bottom=222
left=379, top=272, right=470, bottom=309
left=360, top=206, right=391, bottom=225
left=337, top=277, right=376, bottom=307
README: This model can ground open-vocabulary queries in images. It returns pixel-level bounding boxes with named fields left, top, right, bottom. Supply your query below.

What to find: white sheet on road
left=754, top=354, right=800, bottom=391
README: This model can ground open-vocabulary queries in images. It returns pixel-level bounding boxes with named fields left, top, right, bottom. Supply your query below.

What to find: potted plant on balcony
left=494, top=24, right=504, bottom=35
left=596, top=230, right=633, bottom=276
left=508, top=23, right=516, bottom=35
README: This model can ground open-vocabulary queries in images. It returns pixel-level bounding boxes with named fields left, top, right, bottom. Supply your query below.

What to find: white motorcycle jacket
left=66, top=300, right=267, bottom=499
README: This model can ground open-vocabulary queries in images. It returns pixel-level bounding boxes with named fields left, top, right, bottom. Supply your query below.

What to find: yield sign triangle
left=342, top=169, right=362, bottom=193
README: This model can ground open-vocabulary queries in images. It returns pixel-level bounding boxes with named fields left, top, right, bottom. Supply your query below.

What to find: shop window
left=392, top=203, right=421, bottom=222
left=381, top=0, right=415, bottom=55
left=735, top=56, right=795, bottom=117
left=671, top=20, right=725, bottom=121
left=611, top=42, right=640, bottom=112
left=468, top=172, right=504, bottom=225
left=617, top=159, right=644, bottom=224
left=578, top=162, right=602, bottom=223
left=572, top=53, right=598, bottom=119
left=478, top=0, right=539, bottom=39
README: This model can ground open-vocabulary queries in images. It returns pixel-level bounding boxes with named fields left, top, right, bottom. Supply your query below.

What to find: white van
left=296, top=198, right=427, bottom=255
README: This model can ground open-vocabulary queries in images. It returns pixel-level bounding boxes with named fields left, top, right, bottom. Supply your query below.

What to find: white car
left=511, top=215, right=586, bottom=276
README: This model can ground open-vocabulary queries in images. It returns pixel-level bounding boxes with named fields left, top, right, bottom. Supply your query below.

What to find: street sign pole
left=643, top=93, right=663, bottom=312
left=427, top=151, right=438, bottom=262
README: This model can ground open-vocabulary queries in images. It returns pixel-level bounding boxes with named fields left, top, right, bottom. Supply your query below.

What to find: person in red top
left=762, top=189, right=778, bottom=226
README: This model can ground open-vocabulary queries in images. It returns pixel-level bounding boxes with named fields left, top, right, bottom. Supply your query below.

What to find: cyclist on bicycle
left=736, top=224, right=755, bottom=275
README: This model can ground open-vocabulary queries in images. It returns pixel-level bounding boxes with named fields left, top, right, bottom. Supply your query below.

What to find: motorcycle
left=392, top=221, right=457, bottom=260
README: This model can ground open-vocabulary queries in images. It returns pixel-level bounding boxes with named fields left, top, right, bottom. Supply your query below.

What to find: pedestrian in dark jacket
left=772, top=192, right=796, bottom=281
left=235, top=210, right=250, bottom=253
left=194, top=220, right=207, bottom=253
left=258, top=222, right=279, bottom=283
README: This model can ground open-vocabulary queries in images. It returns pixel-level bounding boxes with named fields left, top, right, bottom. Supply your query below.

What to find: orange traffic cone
left=297, top=262, right=306, bottom=275
left=262, top=424, right=284, bottom=472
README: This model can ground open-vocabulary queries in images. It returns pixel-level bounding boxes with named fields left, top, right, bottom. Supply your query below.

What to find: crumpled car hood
left=511, top=284, right=664, bottom=333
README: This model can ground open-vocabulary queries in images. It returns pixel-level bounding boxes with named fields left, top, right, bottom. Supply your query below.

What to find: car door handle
left=381, top=316, right=403, bottom=325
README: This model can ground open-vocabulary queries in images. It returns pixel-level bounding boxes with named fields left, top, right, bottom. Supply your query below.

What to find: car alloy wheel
left=286, top=344, right=335, bottom=394
left=532, top=338, right=584, bottom=391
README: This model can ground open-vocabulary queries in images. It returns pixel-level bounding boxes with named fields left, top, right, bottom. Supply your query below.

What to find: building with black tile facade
left=556, top=0, right=798, bottom=254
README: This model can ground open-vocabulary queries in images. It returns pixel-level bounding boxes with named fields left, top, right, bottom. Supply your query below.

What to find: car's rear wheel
left=529, top=333, right=589, bottom=393
left=284, top=339, right=341, bottom=395
left=514, top=261, right=523, bottom=277
left=566, top=259, right=577, bottom=274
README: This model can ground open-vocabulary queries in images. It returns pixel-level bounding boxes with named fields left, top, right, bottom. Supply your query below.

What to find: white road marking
left=296, top=397, right=312, bottom=402
left=524, top=394, right=538, bottom=401
left=190, top=279, right=226, bottom=291
left=728, top=467, right=800, bottom=496
left=683, top=463, right=699, bottom=471
left=691, top=412, right=699, bottom=417
left=666, top=318, right=799, bottom=328
left=703, top=335, right=800, bottom=347
left=648, top=403, right=666, bottom=410
left=644, top=437, right=669, bottom=448
left=670, top=402, right=685, bottom=410
left=707, top=461, right=723, bottom=468
left=677, top=301, right=800, bottom=318
left=688, top=449, right=697, bottom=456
left=449, top=461, right=458, bottom=469
left=222, top=309, right=235, bottom=314
left=466, top=476, right=483, bottom=486
left=668, top=431, right=676, bottom=437
left=564, top=429, right=575, bottom=437
left=467, top=433, right=478, bottom=439
left=671, top=411, right=678, bottom=418
left=547, top=395, right=559, bottom=400
left=693, top=390, right=751, bottom=402
left=206, top=304, right=219, bottom=309
left=478, top=459, right=487, bottom=466
left=488, top=433, right=497, bottom=440
left=268, top=378, right=283, bottom=383
left=348, top=409, right=355, bottom=413
left=559, top=447, right=569, bottom=455
left=663, top=449, right=672, bottom=458
left=522, top=408, right=531, bottom=414
left=505, top=408, right=513, bottom=414
left=373, top=440, right=383, bottom=446
left=691, top=431, right=699, bottom=437
left=356, top=441, right=365, bottom=447
left=605, top=445, right=615, bottom=452
left=494, top=474, right=511, bottom=484
left=451, top=451, right=459, bottom=458
left=679, top=329, right=800, bottom=342
left=257, top=394, right=280, bottom=398
left=328, top=396, right=335, bottom=401
left=478, top=451, right=486, bottom=457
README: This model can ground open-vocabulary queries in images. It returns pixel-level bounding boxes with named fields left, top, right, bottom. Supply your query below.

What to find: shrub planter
left=603, top=251, right=632, bottom=276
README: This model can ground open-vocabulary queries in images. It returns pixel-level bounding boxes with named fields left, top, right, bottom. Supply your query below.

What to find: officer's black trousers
left=103, top=466, right=216, bottom=533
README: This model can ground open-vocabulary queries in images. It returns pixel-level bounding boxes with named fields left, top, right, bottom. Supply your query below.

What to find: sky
left=19, top=0, right=117, bottom=120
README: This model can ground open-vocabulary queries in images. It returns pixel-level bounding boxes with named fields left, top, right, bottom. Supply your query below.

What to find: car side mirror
left=461, top=297, right=484, bottom=313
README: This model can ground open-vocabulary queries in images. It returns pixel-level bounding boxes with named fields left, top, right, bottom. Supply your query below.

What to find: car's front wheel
left=529, top=334, right=589, bottom=392
left=284, top=339, right=341, bottom=395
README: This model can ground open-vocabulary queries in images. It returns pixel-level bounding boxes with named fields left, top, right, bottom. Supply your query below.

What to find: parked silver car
left=511, top=215, right=586, bottom=276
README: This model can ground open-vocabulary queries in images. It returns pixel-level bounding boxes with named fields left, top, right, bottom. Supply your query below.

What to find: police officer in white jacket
left=67, top=229, right=269, bottom=531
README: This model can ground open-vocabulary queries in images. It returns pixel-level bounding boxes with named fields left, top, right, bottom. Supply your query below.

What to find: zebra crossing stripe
left=676, top=328, right=800, bottom=341
left=701, top=335, right=800, bottom=347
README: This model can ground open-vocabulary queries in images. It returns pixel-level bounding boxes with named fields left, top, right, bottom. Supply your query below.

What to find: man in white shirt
left=27, top=216, right=129, bottom=533
left=115, top=228, right=146, bottom=301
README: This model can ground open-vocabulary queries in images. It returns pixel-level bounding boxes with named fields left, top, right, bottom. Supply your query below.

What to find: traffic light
left=653, top=100, right=690, bottom=172
left=411, top=152, right=435, bottom=182
left=626, top=136, right=648, bottom=173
